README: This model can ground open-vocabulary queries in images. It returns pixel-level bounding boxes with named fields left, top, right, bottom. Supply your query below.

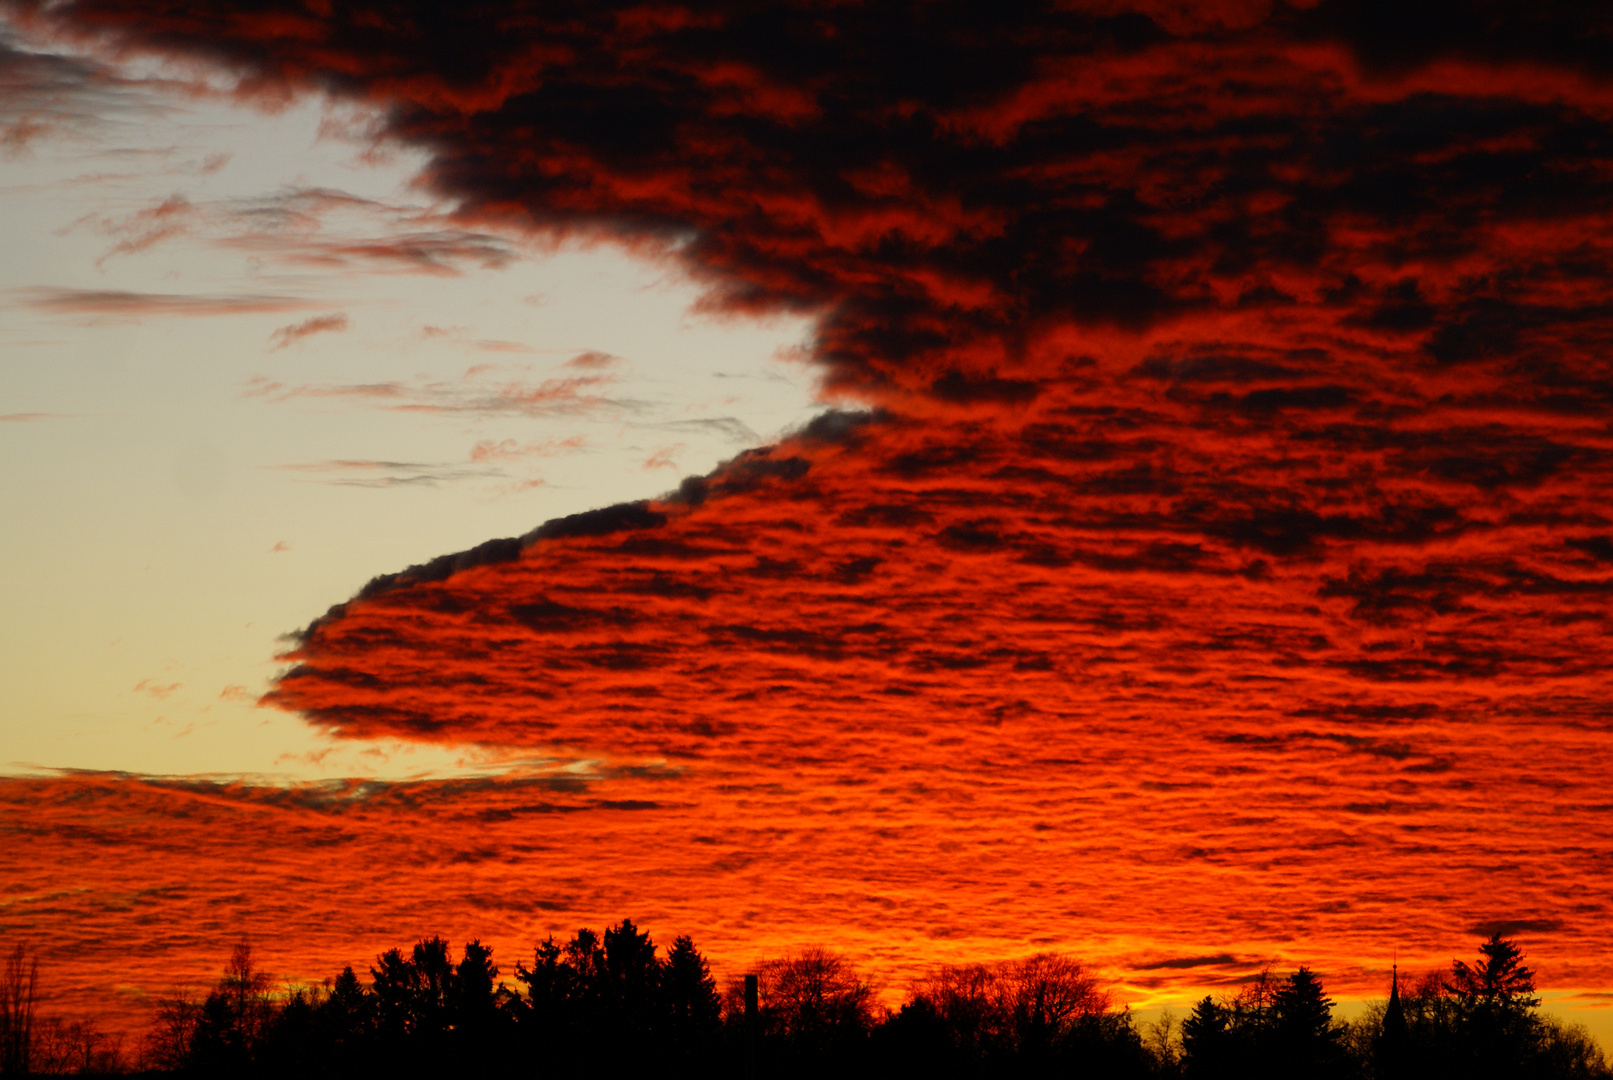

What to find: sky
left=0, top=25, right=822, bottom=779
left=2, top=0, right=1613, bottom=1047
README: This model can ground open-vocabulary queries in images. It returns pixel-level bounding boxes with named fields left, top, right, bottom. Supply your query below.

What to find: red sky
left=3, top=0, right=1613, bottom=1040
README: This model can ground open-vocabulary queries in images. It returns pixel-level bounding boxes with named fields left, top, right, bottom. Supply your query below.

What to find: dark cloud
left=0, top=21, right=170, bottom=149
left=1295, top=0, right=1613, bottom=78
left=1136, top=954, right=1241, bottom=971
left=20, top=0, right=1612, bottom=399
left=1469, top=919, right=1566, bottom=939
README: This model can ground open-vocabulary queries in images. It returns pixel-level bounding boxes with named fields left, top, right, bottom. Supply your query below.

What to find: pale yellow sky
left=0, top=28, right=824, bottom=781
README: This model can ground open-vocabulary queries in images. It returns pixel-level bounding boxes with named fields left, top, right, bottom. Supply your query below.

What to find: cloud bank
left=5, top=0, right=1613, bottom=1020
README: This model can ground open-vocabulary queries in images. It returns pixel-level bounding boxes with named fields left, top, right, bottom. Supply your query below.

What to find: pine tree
left=1271, top=966, right=1339, bottom=1077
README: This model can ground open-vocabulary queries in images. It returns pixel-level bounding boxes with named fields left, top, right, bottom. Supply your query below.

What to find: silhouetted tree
left=1271, top=966, right=1343, bottom=1077
left=1446, top=934, right=1543, bottom=1080
left=360, top=935, right=520, bottom=1076
left=508, top=921, right=726, bottom=1074
left=726, top=947, right=876, bottom=1073
left=908, top=963, right=1003, bottom=1063
left=661, top=934, right=721, bottom=1063
left=0, top=943, right=38, bottom=1077
left=322, top=965, right=374, bottom=1052
left=254, top=984, right=323, bottom=1077
left=1181, top=996, right=1234, bottom=1080
left=31, top=1014, right=123, bottom=1075
left=188, top=942, right=277, bottom=1074
left=1179, top=965, right=1347, bottom=1079
left=453, top=941, right=498, bottom=1023
left=1449, top=934, right=1539, bottom=1014
left=1144, top=1008, right=1184, bottom=1078
left=220, top=943, right=274, bottom=1047
left=894, top=953, right=1146, bottom=1078
left=118, top=922, right=1613, bottom=1079
left=1348, top=939, right=1613, bottom=1080
left=1052, top=1009, right=1155, bottom=1079
left=190, top=992, right=247, bottom=1074
left=601, top=918, right=659, bottom=1054
left=514, top=926, right=604, bottom=1067
left=1534, top=1016, right=1613, bottom=1080
left=999, top=953, right=1108, bottom=1061
left=140, top=991, right=200, bottom=1073
left=871, top=996, right=961, bottom=1077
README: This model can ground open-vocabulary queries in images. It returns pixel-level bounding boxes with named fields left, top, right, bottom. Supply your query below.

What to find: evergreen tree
left=1271, top=966, right=1340, bottom=1077
left=1448, top=934, right=1539, bottom=1013
left=1181, top=996, right=1234, bottom=1080
left=661, top=934, right=721, bottom=1057
left=1447, top=934, right=1542, bottom=1080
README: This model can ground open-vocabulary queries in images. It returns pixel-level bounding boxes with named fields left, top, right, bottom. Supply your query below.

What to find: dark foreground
left=3, top=927, right=1609, bottom=1078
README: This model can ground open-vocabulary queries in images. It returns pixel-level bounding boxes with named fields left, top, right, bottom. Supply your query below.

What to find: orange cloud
left=9, top=0, right=1613, bottom=1044
left=642, top=443, right=684, bottom=470
left=131, top=679, right=181, bottom=700
left=468, top=436, right=585, bottom=462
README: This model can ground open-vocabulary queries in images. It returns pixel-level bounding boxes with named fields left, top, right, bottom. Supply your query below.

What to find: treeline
left=2, top=945, right=124, bottom=1077
left=3, top=927, right=1611, bottom=1078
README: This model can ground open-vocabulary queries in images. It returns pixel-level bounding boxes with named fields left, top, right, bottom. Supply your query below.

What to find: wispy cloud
left=242, top=368, right=622, bottom=419
left=268, top=312, right=349, bottom=350
left=13, top=286, right=314, bottom=318
left=131, top=678, right=180, bottom=700
left=65, top=183, right=521, bottom=274
left=268, top=459, right=498, bottom=488
left=0, top=27, right=177, bottom=156
left=0, top=115, right=50, bottom=155
left=564, top=350, right=619, bottom=370
left=468, top=436, right=586, bottom=462
left=661, top=417, right=759, bottom=444
left=72, top=193, right=196, bottom=265
left=642, top=444, right=685, bottom=470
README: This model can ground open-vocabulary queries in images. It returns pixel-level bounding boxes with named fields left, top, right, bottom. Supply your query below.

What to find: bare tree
left=997, top=952, right=1108, bottom=1043
left=1146, top=1006, right=1183, bottom=1071
left=219, top=941, right=274, bottom=1050
left=1235, top=964, right=1280, bottom=1017
left=912, top=963, right=1000, bottom=1053
left=727, top=946, right=878, bottom=1045
left=0, top=943, right=39, bottom=1076
left=140, top=990, right=201, bottom=1072
left=910, top=952, right=1111, bottom=1056
left=31, top=1017, right=123, bottom=1076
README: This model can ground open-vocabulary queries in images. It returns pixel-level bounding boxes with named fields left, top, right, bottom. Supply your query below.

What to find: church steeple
left=1377, top=957, right=1411, bottom=1077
